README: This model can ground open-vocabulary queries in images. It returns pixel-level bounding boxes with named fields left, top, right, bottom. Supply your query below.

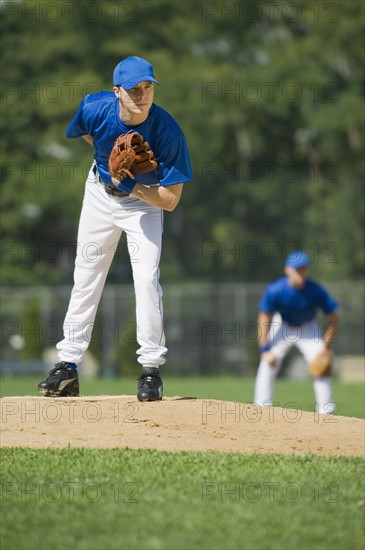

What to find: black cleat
left=137, top=368, right=163, bottom=402
left=38, top=362, right=79, bottom=397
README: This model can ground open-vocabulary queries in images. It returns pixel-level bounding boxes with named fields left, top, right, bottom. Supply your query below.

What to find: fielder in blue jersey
left=254, top=251, right=339, bottom=414
left=38, top=56, right=192, bottom=401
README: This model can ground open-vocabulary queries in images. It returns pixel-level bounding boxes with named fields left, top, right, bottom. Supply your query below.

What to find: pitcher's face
left=114, top=81, right=154, bottom=115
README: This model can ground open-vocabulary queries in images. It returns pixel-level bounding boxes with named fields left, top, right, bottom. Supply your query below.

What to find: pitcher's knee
left=133, top=269, right=160, bottom=288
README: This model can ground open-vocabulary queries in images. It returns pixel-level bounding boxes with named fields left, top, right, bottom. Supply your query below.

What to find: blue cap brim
left=285, top=259, right=310, bottom=269
left=118, top=76, right=159, bottom=89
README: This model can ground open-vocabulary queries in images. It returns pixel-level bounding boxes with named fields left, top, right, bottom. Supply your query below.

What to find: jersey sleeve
left=317, top=285, right=339, bottom=314
left=157, top=136, right=192, bottom=186
left=258, top=285, right=277, bottom=314
left=66, top=97, right=88, bottom=138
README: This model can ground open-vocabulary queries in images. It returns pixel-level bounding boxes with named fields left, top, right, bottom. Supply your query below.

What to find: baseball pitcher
left=38, top=56, right=192, bottom=401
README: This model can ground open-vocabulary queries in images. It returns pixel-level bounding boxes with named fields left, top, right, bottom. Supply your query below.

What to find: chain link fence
left=1, top=282, right=364, bottom=377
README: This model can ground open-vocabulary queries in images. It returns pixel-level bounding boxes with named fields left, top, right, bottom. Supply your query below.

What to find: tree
left=1, top=0, right=363, bottom=285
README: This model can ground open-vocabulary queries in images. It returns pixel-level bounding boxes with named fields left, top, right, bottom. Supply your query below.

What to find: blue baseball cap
left=285, top=251, right=310, bottom=269
left=113, top=56, right=158, bottom=89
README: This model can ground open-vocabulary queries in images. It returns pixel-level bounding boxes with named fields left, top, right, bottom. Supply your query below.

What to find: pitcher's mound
left=1, top=396, right=363, bottom=456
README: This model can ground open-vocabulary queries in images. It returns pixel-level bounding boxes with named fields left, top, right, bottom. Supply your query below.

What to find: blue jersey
left=66, top=91, right=192, bottom=189
left=258, top=276, right=338, bottom=326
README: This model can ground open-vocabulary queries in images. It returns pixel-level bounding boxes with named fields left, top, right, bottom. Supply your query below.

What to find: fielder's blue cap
left=285, top=251, right=310, bottom=269
left=113, top=56, right=158, bottom=89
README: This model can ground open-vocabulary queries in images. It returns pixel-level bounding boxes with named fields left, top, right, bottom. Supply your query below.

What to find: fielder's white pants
left=254, top=314, right=335, bottom=414
left=56, top=164, right=167, bottom=368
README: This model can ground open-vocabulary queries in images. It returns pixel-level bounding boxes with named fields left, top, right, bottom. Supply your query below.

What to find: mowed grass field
left=1, top=377, right=364, bottom=550
left=1, top=375, right=364, bottom=418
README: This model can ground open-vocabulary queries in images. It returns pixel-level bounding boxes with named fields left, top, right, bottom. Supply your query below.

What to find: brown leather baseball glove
left=108, top=132, right=157, bottom=183
left=307, top=349, right=333, bottom=377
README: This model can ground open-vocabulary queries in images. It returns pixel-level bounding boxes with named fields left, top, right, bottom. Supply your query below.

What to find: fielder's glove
left=307, top=349, right=333, bottom=377
left=108, top=132, right=157, bottom=187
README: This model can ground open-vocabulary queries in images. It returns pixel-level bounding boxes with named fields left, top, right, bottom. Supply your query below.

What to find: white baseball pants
left=56, top=164, right=167, bottom=368
left=254, top=314, right=335, bottom=414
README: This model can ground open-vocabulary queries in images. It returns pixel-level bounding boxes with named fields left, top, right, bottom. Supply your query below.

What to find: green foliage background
left=1, top=0, right=364, bottom=285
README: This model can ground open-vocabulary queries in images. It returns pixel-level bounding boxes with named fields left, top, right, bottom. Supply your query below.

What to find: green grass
left=1, top=448, right=364, bottom=550
left=1, top=376, right=364, bottom=418
left=1, top=378, right=364, bottom=549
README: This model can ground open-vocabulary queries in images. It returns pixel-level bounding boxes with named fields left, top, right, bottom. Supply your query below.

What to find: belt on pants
left=92, top=165, right=130, bottom=197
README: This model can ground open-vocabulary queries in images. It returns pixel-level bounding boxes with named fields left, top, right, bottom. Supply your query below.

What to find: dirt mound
left=1, top=396, right=364, bottom=456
